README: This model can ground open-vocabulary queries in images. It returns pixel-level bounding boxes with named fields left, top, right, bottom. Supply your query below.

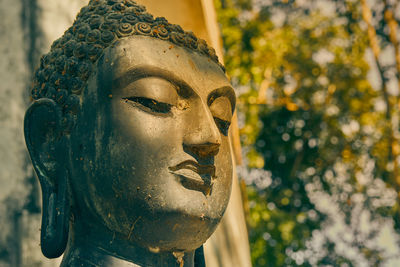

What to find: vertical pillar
left=0, top=1, right=86, bottom=266
left=0, top=0, right=32, bottom=266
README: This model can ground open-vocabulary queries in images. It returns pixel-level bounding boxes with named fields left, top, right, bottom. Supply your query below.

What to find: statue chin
left=24, top=1, right=236, bottom=266
left=112, top=208, right=221, bottom=252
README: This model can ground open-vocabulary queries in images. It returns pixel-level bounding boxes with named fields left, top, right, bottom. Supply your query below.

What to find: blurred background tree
left=215, top=0, right=400, bottom=266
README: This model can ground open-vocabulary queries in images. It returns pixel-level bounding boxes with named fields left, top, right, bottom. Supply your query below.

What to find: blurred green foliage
left=216, top=0, right=400, bottom=266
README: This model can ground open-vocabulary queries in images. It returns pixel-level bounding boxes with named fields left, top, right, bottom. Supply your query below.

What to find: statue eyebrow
left=113, top=65, right=195, bottom=98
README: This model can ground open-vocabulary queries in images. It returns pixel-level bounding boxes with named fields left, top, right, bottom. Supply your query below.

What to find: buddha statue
left=23, top=0, right=235, bottom=266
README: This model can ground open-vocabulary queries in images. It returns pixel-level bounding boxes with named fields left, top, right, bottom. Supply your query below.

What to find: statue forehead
left=100, top=36, right=231, bottom=96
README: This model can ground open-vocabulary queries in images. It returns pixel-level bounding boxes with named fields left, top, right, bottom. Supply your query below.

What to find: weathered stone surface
left=0, top=1, right=251, bottom=266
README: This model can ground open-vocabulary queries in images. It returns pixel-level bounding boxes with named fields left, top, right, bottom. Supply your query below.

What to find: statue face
left=68, top=36, right=235, bottom=252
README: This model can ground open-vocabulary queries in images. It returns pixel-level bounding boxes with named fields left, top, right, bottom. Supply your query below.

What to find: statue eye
left=209, top=97, right=232, bottom=136
left=214, top=117, right=231, bottom=136
left=123, top=96, right=172, bottom=114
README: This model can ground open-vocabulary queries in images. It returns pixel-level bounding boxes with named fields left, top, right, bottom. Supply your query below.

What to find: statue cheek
left=212, top=142, right=233, bottom=203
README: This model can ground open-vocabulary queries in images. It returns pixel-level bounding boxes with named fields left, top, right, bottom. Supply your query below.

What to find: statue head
left=24, top=0, right=235, bottom=265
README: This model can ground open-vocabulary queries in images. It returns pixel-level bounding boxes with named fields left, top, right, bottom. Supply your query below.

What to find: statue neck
left=60, top=220, right=195, bottom=267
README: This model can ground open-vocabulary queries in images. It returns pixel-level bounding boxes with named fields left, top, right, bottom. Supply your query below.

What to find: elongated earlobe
left=24, top=99, right=70, bottom=258
left=39, top=167, right=70, bottom=258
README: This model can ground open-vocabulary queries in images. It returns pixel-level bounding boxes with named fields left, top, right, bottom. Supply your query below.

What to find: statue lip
left=168, top=160, right=216, bottom=195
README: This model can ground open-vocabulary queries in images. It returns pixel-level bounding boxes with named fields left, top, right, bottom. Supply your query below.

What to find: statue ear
left=24, top=98, right=70, bottom=258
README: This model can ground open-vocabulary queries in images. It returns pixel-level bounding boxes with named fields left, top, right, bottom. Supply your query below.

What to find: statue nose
left=183, top=142, right=220, bottom=158
left=183, top=101, right=222, bottom=159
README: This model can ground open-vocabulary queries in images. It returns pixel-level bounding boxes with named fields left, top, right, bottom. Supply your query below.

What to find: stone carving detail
left=24, top=1, right=235, bottom=266
left=30, top=0, right=223, bottom=135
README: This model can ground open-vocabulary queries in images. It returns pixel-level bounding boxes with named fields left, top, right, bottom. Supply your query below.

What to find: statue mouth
left=168, top=160, right=216, bottom=195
